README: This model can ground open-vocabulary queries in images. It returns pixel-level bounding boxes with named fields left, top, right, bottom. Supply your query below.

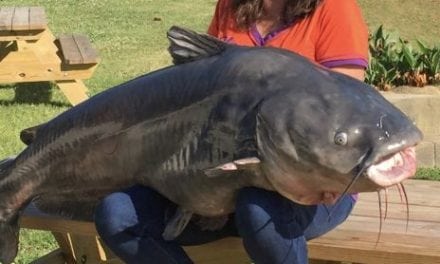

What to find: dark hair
left=230, top=0, right=323, bottom=29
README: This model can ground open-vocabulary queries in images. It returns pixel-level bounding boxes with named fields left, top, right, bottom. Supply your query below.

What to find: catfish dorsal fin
left=167, top=26, right=228, bottom=65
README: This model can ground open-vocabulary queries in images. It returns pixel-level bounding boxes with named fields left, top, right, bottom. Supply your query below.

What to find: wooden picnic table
left=0, top=6, right=99, bottom=105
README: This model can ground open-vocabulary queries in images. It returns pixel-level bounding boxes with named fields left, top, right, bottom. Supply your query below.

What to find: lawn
left=358, top=0, right=440, bottom=46
left=0, top=0, right=439, bottom=262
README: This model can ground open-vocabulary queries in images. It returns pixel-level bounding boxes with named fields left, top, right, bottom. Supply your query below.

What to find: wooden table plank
left=0, top=7, right=14, bottom=31
left=28, top=7, right=47, bottom=30
left=184, top=238, right=251, bottom=264
left=351, top=201, right=440, bottom=222
left=58, top=34, right=99, bottom=65
left=73, top=34, right=100, bottom=64
left=308, top=242, right=440, bottom=264
left=11, top=7, right=30, bottom=31
left=0, top=7, right=47, bottom=32
left=325, top=218, right=440, bottom=246
left=58, top=34, right=83, bottom=64
left=358, top=179, right=440, bottom=207
left=0, top=43, right=98, bottom=82
left=21, top=215, right=97, bottom=236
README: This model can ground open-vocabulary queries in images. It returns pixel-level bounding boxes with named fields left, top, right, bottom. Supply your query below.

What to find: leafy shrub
left=417, top=41, right=440, bottom=84
left=366, top=25, right=440, bottom=90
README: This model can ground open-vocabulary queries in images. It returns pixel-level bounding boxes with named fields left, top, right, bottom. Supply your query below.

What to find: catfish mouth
left=366, top=146, right=417, bottom=187
left=318, top=146, right=417, bottom=205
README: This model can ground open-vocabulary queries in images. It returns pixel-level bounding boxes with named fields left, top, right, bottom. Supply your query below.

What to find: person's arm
left=315, top=0, right=369, bottom=82
left=331, top=66, right=365, bottom=81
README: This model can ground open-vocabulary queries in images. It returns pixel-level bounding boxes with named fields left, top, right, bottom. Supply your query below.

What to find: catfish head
left=256, top=68, right=423, bottom=205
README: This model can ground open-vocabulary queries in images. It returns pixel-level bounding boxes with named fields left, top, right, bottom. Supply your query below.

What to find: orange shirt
left=207, top=0, right=369, bottom=68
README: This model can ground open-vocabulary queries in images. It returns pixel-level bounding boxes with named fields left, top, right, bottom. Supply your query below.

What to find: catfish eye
left=334, top=132, right=348, bottom=146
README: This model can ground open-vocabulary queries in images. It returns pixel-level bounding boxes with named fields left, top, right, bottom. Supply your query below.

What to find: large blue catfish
left=0, top=26, right=422, bottom=263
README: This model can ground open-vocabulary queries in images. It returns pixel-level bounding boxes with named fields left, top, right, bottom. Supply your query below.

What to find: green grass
left=416, top=167, right=440, bottom=181
left=14, top=230, right=58, bottom=264
left=0, top=0, right=439, bottom=262
left=358, top=0, right=440, bottom=46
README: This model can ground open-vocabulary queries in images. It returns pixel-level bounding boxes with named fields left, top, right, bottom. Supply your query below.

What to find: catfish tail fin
left=0, top=217, right=19, bottom=264
left=0, top=156, right=19, bottom=264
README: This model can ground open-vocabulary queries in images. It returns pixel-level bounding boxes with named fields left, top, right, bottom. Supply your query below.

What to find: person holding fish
left=95, top=0, right=369, bottom=263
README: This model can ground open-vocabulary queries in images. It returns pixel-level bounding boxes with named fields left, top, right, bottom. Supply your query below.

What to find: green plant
left=417, top=41, right=440, bottom=84
left=365, top=57, right=398, bottom=91
left=395, top=38, right=427, bottom=87
left=369, top=25, right=398, bottom=67
left=366, top=26, right=440, bottom=89
left=366, top=26, right=400, bottom=90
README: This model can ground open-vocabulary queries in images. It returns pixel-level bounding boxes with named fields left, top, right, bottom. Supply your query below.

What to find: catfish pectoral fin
left=204, top=157, right=261, bottom=178
left=233, top=157, right=261, bottom=168
left=162, top=207, right=193, bottom=241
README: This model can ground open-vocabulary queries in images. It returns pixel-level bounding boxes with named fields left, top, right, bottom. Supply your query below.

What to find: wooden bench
left=0, top=6, right=47, bottom=41
left=20, top=179, right=440, bottom=264
left=0, top=6, right=99, bottom=105
left=57, top=34, right=100, bottom=66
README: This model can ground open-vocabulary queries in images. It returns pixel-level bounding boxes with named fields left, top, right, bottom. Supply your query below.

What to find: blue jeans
left=94, top=186, right=355, bottom=264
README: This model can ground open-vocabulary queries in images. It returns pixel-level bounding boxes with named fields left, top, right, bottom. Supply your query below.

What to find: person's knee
left=235, top=188, right=316, bottom=238
left=95, top=191, right=134, bottom=238
left=95, top=185, right=175, bottom=241
left=235, top=187, right=296, bottom=238
left=303, top=194, right=355, bottom=240
left=235, top=188, right=272, bottom=229
left=235, top=188, right=312, bottom=264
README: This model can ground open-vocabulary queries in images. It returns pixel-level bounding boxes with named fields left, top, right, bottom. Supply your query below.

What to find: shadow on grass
left=15, top=82, right=53, bottom=103
left=0, top=82, right=70, bottom=107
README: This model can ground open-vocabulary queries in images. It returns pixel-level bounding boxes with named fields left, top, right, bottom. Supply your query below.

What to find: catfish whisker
left=376, top=190, right=383, bottom=247
left=397, top=183, right=409, bottom=232
left=384, top=188, right=389, bottom=220
left=327, top=167, right=365, bottom=220
left=397, top=182, right=404, bottom=203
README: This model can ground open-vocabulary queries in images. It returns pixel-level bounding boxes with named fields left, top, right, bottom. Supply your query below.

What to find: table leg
left=55, top=80, right=89, bottom=106
left=51, top=232, right=77, bottom=264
